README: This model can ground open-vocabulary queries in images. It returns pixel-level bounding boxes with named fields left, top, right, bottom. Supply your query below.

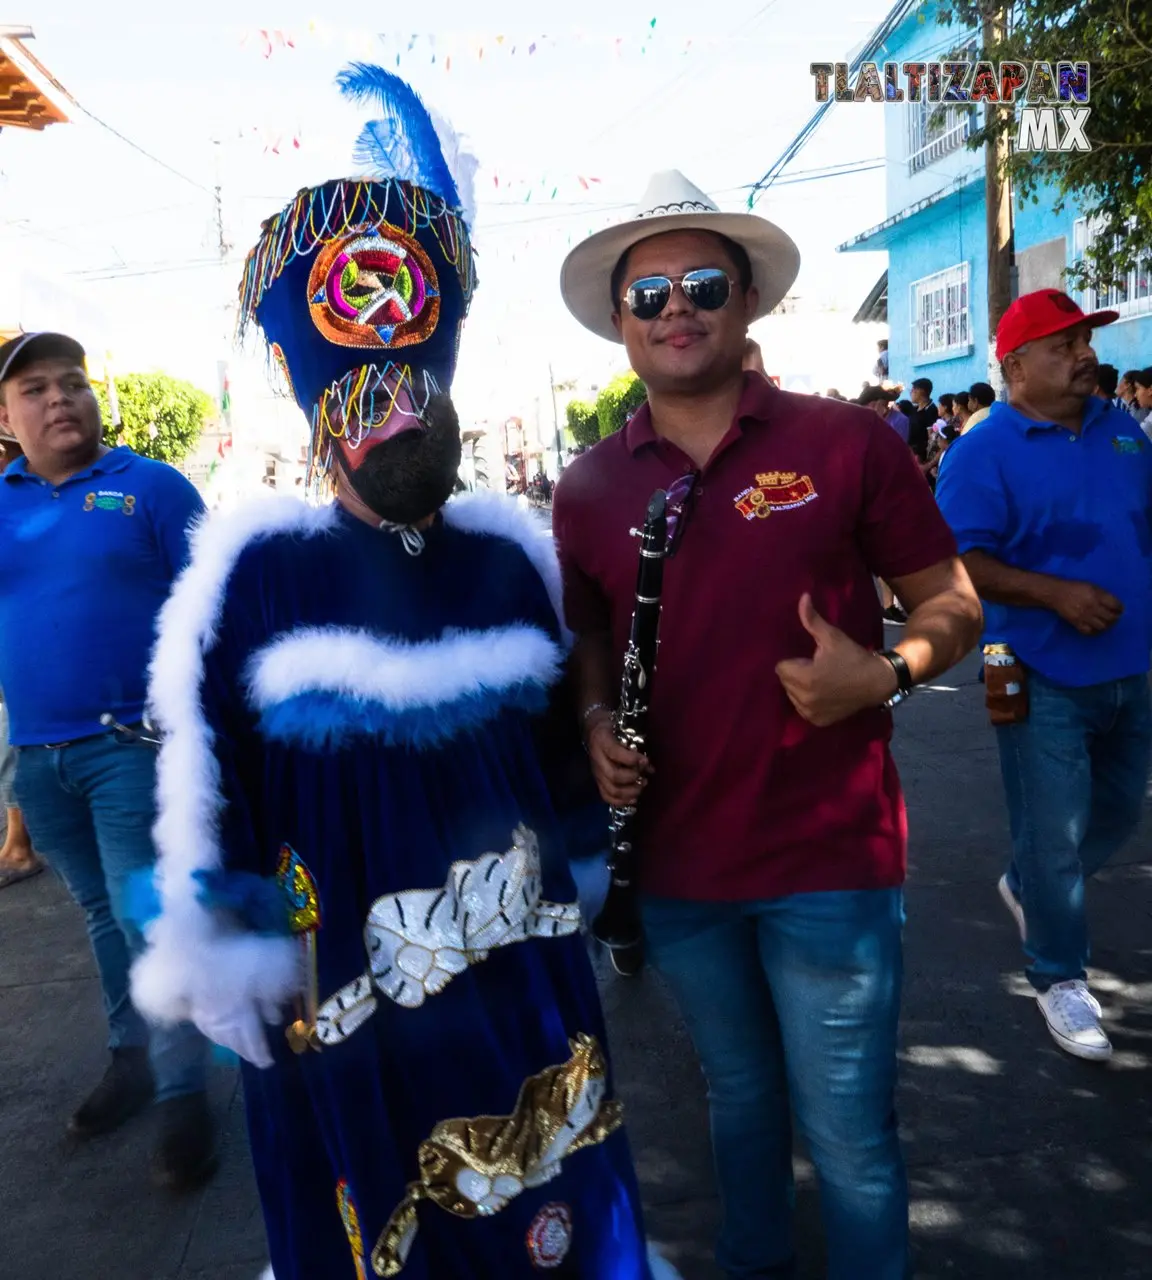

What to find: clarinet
left=591, top=489, right=668, bottom=977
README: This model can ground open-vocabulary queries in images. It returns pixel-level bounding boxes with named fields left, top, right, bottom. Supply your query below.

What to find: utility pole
left=211, top=139, right=233, bottom=330
left=211, top=139, right=234, bottom=459
left=548, top=362, right=563, bottom=475
left=983, top=3, right=1013, bottom=395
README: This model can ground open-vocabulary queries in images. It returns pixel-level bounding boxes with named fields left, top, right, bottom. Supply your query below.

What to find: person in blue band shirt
left=128, top=66, right=676, bottom=1280
left=0, top=330, right=213, bottom=1186
left=935, top=289, right=1152, bottom=1063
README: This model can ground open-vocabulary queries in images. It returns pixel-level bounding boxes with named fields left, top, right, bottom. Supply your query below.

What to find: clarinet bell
left=606, top=940, right=645, bottom=977
left=591, top=885, right=645, bottom=978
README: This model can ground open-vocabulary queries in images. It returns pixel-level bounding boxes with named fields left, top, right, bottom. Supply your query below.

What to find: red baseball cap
left=995, top=289, right=1118, bottom=361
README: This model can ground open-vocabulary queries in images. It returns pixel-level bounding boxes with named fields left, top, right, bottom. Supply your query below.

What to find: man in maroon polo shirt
left=553, top=170, right=982, bottom=1280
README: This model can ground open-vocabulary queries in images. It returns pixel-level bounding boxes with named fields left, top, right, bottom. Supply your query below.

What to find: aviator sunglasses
left=624, top=268, right=732, bottom=322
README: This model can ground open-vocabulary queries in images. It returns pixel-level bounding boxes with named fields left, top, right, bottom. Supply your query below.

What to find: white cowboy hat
left=560, top=169, right=800, bottom=344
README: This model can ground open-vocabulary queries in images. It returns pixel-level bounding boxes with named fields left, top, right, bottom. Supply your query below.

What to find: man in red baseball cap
left=993, top=288, right=1119, bottom=364
left=936, top=290, right=1151, bottom=1063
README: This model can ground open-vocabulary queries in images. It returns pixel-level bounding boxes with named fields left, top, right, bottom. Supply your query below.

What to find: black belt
left=34, top=731, right=107, bottom=750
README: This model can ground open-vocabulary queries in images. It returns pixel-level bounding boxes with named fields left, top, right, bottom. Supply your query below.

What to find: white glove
left=193, top=998, right=283, bottom=1069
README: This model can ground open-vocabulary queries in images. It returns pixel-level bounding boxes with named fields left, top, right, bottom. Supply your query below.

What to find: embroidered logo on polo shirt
left=1112, top=436, right=1144, bottom=455
left=733, top=471, right=817, bottom=520
left=83, top=490, right=136, bottom=515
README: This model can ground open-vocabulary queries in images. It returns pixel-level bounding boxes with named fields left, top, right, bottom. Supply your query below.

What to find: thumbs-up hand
left=775, top=593, right=899, bottom=727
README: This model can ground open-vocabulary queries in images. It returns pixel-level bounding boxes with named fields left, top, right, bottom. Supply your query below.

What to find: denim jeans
left=569, top=849, right=610, bottom=926
left=14, top=735, right=208, bottom=1101
left=997, top=671, right=1152, bottom=993
left=641, top=889, right=908, bottom=1280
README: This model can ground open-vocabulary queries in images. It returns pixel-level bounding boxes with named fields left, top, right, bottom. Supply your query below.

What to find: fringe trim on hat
left=237, top=179, right=476, bottom=343
left=307, top=362, right=441, bottom=490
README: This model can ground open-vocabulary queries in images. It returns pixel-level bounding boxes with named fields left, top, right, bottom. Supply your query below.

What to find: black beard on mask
left=339, top=393, right=462, bottom=526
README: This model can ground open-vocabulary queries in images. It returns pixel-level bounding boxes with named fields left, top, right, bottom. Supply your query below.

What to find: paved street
left=2, top=642, right=1149, bottom=1279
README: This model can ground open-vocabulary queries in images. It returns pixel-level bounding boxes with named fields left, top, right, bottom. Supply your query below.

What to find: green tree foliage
left=595, top=372, right=648, bottom=438
left=565, top=399, right=602, bottom=448
left=94, top=373, right=214, bottom=466
left=936, top=0, right=1152, bottom=290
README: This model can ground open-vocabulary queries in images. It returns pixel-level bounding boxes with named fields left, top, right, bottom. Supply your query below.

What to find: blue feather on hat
left=336, top=63, right=461, bottom=214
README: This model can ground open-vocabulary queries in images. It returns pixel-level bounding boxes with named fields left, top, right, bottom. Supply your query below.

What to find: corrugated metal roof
left=853, top=270, right=888, bottom=323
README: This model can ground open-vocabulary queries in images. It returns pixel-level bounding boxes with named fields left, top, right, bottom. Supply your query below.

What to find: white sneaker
left=997, top=875, right=1026, bottom=940
left=1036, top=980, right=1112, bottom=1061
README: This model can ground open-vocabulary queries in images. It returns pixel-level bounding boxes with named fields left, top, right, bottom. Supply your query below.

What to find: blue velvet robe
left=159, top=499, right=653, bottom=1280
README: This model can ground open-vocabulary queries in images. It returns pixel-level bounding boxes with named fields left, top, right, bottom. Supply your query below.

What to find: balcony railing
left=908, top=107, right=973, bottom=175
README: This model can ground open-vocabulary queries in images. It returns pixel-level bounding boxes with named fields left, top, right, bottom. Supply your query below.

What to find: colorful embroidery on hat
left=237, top=180, right=474, bottom=341
left=527, top=1202, right=573, bottom=1269
left=308, top=225, right=441, bottom=350
left=733, top=471, right=818, bottom=520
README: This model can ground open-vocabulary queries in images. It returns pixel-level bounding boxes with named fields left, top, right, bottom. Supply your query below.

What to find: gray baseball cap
left=0, top=331, right=87, bottom=383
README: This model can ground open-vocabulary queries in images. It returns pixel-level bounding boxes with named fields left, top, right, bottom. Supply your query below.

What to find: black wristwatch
left=879, top=649, right=914, bottom=709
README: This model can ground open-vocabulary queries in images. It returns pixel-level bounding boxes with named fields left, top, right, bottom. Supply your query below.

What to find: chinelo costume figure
left=130, top=65, right=675, bottom=1280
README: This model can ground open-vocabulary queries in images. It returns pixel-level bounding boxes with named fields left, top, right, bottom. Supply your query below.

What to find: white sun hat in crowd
left=560, top=169, right=801, bottom=343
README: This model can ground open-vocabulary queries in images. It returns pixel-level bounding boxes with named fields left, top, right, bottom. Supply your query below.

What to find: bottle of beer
left=983, top=643, right=1028, bottom=725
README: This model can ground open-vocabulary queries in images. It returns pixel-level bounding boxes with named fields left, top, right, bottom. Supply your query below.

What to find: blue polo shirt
left=936, top=398, right=1152, bottom=686
left=0, top=446, right=205, bottom=744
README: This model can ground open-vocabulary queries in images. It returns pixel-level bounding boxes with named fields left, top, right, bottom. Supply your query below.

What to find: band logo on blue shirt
left=83, top=490, right=136, bottom=515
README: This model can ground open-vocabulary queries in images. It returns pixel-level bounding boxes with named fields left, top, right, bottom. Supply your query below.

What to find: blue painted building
left=767, top=1, right=1152, bottom=390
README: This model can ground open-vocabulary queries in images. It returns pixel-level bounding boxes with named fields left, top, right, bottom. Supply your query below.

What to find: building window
left=908, top=101, right=973, bottom=173
left=906, top=40, right=977, bottom=174
left=1072, top=217, right=1152, bottom=320
left=910, top=263, right=971, bottom=362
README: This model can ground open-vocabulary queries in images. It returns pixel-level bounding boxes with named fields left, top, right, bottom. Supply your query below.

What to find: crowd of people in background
left=841, top=340, right=1152, bottom=642
left=848, top=355, right=1152, bottom=501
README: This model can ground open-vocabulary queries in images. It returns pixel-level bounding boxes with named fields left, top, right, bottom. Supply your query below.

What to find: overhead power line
left=69, top=99, right=214, bottom=195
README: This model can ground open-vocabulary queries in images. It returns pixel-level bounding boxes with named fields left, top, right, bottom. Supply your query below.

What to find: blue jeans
left=997, top=671, right=1152, bottom=993
left=569, top=849, right=610, bottom=926
left=14, top=735, right=208, bottom=1101
left=641, top=889, right=908, bottom=1280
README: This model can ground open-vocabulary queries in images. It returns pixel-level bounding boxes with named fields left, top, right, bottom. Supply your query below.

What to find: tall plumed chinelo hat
left=237, top=65, right=479, bottom=486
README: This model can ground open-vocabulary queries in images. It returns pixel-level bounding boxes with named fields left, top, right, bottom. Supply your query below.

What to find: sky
left=1, top=0, right=894, bottom=436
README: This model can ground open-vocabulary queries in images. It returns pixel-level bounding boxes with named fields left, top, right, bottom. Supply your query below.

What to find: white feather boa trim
left=132, top=498, right=336, bottom=1025
left=131, top=492, right=569, bottom=1027
left=248, top=624, right=564, bottom=712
